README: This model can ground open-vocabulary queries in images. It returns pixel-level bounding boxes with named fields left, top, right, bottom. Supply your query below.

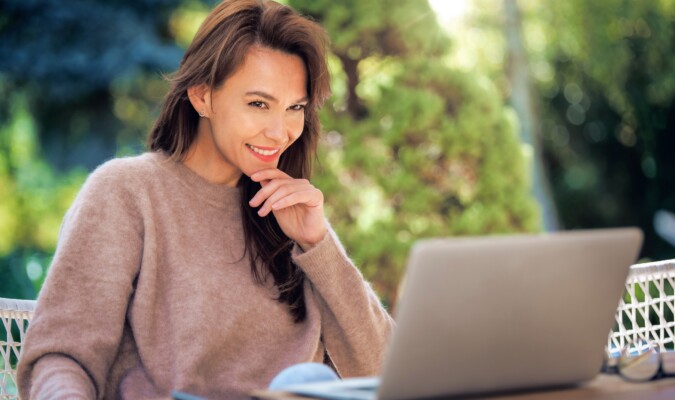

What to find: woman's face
left=189, top=45, right=308, bottom=184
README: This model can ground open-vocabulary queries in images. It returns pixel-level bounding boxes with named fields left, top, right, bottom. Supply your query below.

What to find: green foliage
left=520, top=0, right=675, bottom=260
left=292, top=0, right=540, bottom=302
left=0, top=0, right=184, bottom=300
left=445, top=0, right=675, bottom=262
left=0, top=90, right=86, bottom=299
left=290, top=0, right=448, bottom=57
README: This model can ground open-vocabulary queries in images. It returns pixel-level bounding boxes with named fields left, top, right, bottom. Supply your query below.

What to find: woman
left=17, top=0, right=394, bottom=398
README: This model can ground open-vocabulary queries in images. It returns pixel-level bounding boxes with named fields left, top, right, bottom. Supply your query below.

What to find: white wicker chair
left=0, top=298, right=36, bottom=400
left=607, top=259, right=675, bottom=356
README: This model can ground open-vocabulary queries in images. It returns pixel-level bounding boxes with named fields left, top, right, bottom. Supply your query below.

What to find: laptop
left=282, top=228, right=643, bottom=400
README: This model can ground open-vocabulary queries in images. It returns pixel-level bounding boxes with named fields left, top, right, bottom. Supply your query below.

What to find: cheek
left=287, top=115, right=305, bottom=142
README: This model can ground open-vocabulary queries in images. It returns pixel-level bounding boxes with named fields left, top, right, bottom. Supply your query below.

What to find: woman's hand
left=249, top=169, right=327, bottom=251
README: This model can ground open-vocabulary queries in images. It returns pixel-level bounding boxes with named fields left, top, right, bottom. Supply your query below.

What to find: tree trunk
left=336, top=52, right=369, bottom=120
left=504, top=0, right=559, bottom=231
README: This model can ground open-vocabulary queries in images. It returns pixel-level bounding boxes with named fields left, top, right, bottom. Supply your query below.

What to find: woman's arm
left=291, top=228, right=395, bottom=378
left=17, top=160, right=144, bottom=399
left=248, top=168, right=394, bottom=377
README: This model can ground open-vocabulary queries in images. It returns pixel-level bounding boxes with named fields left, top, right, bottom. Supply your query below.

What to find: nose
left=263, top=113, right=286, bottom=142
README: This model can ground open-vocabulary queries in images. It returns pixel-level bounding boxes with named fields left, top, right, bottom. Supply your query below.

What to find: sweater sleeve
left=17, top=161, right=144, bottom=400
left=291, top=226, right=395, bottom=378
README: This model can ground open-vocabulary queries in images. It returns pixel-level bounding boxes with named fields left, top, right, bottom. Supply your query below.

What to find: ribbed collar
left=146, top=151, right=242, bottom=209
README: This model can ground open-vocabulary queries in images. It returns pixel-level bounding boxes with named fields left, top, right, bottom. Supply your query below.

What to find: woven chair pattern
left=0, top=298, right=36, bottom=400
left=607, top=259, right=675, bottom=356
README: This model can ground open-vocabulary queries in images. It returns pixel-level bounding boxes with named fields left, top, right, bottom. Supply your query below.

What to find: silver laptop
left=284, top=228, right=643, bottom=400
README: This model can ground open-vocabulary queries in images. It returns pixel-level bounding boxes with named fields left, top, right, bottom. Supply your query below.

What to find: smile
left=246, top=144, right=280, bottom=156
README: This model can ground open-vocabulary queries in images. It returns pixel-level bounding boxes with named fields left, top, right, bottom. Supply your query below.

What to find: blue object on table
left=171, top=390, right=206, bottom=400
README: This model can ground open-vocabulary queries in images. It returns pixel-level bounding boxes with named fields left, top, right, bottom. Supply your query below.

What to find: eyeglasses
left=604, top=340, right=675, bottom=382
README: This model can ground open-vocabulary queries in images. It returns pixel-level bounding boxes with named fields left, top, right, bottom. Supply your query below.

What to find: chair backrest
left=0, top=298, right=36, bottom=400
left=607, top=259, right=675, bottom=355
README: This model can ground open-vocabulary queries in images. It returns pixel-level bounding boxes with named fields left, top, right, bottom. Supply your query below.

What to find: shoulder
left=61, top=154, right=166, bottom=228
left=76, top=152, right=165, bottom=205
left=91, top=152, right=160, bottom=180
left=85, top=152, right=165, bottom=189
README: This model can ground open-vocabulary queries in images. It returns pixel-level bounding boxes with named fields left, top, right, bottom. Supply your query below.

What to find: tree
left=290, top=0, right=540, bottom=304
left=0, top=91, right=86, bottom=299
left=0, top=0, right=184, bottom=170
left=520, top=0, right=675, bottom=261
left=503, top=0, right=558, bottom=231
left=0, top=0, right=187, bottom=299
left=440, top=0, right=675, bottom=262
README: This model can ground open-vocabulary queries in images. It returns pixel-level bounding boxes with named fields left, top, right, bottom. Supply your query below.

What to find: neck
left=183, top=122, right=242, bottom=186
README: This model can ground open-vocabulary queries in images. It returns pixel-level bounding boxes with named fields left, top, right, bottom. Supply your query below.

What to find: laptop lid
left=378, top=228, right=643, bottom=400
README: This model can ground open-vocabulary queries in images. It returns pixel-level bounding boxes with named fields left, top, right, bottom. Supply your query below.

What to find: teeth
left=248, top=144, right=279, bottom=156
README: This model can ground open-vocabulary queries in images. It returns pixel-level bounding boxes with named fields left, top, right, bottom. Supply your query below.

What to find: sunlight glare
left=429, top=0, right=470, bottom=26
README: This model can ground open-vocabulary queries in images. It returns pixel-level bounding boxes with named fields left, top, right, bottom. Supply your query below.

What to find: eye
left=289, top=104, right=306, bottom=111
left=249, top=101, right=267, bottom=109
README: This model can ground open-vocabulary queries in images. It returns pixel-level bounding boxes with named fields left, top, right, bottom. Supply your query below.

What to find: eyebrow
left=245, top=91, right=309, bottom=104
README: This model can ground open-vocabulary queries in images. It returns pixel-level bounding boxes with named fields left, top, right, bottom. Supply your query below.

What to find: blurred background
left=0, top=0, right=673, bottom=307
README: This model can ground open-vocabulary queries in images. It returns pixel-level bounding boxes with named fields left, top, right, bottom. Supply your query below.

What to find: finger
left=258, top=182, right=323, bottom=217
left=269, top=188, right=323, bottom=213
left=249, top=178, right=309, bottom=207
left=250, top=169, right=291, bottom=183
left=249, top=178, right=288, bottom=207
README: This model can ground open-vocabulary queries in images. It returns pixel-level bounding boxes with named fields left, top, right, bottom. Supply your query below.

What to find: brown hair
left=148, top=0, right=331, bottom=322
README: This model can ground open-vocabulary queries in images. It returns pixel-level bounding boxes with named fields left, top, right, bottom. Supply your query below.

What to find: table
left=251, top=374, right=675, bottom=399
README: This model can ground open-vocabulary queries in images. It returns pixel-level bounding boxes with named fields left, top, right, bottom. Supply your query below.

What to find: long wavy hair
left=147, top=0, right=331, bottom=322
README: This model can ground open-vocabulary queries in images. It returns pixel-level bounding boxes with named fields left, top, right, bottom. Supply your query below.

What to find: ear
left=187, top=84, right=211, bottom=118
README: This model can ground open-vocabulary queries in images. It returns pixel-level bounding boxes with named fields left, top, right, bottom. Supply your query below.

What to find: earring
left=198, top=110, right=206, bottom=118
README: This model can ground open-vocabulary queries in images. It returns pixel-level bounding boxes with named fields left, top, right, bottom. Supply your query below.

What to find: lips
left=246, top=144, right=281, bottom=162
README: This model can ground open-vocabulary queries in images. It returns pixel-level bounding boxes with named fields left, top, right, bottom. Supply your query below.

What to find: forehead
left=218, top=45, right=308, bottom=99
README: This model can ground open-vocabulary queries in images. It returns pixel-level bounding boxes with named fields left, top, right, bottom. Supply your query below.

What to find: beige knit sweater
left=17, top=152, right=394, bottom=399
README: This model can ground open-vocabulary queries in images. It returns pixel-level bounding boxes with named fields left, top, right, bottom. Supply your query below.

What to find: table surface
left=251, top=374, right=675, bottom=400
